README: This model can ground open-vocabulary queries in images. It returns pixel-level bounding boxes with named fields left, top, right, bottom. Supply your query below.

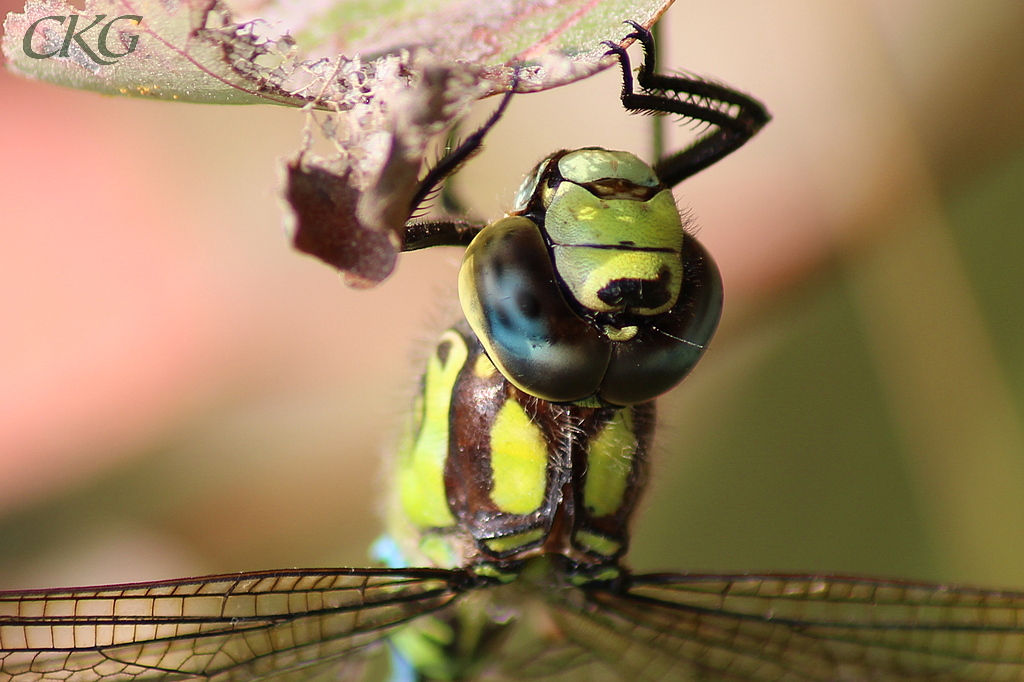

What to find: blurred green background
left=1, top=0, right=1023, bottom=593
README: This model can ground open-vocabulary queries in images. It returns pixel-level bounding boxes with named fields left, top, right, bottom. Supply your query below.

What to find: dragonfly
left=4, top=20, right=1024, bottom=682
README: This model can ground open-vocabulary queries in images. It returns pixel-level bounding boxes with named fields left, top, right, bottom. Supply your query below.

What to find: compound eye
left=459, top=217, right=610, bottom=402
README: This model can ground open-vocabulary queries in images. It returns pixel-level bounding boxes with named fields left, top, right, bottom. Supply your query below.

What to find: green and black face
left=459, top=147, right=723, bottom=406
left=515, top=148, right=685, bottom=318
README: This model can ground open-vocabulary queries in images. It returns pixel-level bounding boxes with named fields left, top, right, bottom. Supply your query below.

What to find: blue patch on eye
left=483, top=263, right=555, bottom=359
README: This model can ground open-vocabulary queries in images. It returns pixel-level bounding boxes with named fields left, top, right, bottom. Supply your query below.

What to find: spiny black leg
left=402, top=73, right=520, bottom=251
left=604, top=21, right=770, bottom=188
left=439, top=124, right=471, bottom=216
left=403, top=219, right=482, bottom=251
left=626, top=21, right=765, bottom=119
left=649, top=20, right=665, bottom=163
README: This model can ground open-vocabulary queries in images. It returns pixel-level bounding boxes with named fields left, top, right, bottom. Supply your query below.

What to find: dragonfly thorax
left=387, top=322, right=655, bottom=580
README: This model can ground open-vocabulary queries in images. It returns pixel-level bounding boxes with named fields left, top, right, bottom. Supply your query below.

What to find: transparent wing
left=551, top=573, right=1024, bottom=681
left=0, top=567, right=471, bottom=682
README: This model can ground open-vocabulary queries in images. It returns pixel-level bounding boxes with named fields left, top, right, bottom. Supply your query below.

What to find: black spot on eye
left=517, top=290, right=541, bottom=319
left=491, top=257, right=505, bottom=279
left=494, top=307, right=512, bottom=331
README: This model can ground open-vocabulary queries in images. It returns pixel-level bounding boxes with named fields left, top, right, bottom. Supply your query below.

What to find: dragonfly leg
left=402, top=219, right=484, bottom=251
left=438, top=124, right=472, bottom=217
left=604, top=21, right=770, bottom=188
left=403, top=71, right=521, bottom=249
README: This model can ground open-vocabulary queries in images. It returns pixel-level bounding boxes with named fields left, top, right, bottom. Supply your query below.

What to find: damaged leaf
left=286, top=54, right=485, bottom=288
left=287, top=162, right=397, bottom=289
left=4, top=0, right=674, bottom=104
left=3, top=0, right=675, bottom=286
left=3, top=0, right=316, bottom=104
left=259, top=0, right=678, bottom=92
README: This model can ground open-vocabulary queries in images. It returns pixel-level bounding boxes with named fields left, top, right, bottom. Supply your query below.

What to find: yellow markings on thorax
left=484, top=528, right=546, bottom=555
left=489, top=399, right=548, bottom=515
left=572, top=530, right=622, bottom=558
left=398, top=330, right=467, bottom=529
left=473, top=352, right=498, bottom=379
left=583, top=409, right=637, bottom=517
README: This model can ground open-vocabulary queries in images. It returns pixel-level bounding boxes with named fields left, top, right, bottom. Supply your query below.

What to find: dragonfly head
left=459, top=147, right=723, bottom=406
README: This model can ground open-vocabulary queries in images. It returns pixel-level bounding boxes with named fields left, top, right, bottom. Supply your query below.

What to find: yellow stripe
left=473, top=352, right=498, bottom=378
left=573, top=530, right=623, bottom=557
left=489, top=399, right=548, bottom=515
left=583, top=410, right=637, bottom=517
left=398, top=330, right=466, bottom=528
left=484, top=528, right=546, bottom=554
